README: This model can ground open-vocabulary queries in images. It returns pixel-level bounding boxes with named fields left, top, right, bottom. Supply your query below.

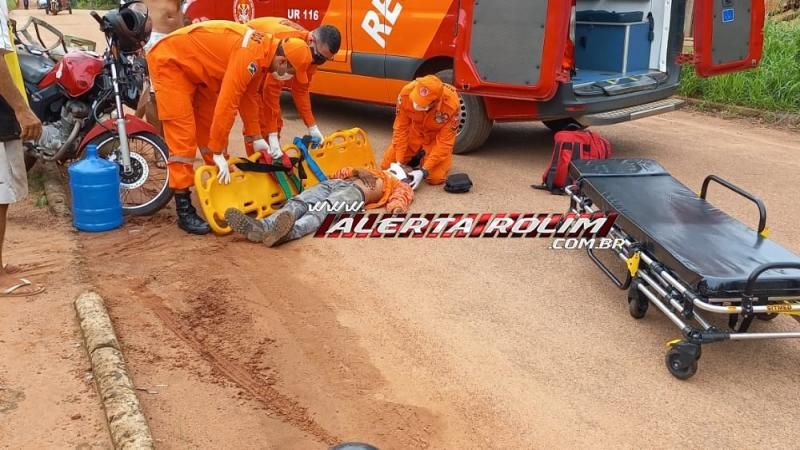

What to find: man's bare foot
left=0, top=273, right=45, bottom=298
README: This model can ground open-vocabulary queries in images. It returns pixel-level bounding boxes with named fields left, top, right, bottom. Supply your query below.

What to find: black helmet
left=103, top=1, right=152, bottom=53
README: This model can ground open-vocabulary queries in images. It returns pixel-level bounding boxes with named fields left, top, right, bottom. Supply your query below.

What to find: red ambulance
left=182, top=0, right=766, bottom=153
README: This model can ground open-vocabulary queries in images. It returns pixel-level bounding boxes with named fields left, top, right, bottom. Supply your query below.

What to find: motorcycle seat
left=16, top=49, right=56, bottom=85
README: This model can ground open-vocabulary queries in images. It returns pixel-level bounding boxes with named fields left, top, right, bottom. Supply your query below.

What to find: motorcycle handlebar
left=90, top=11, right=104, bottom=27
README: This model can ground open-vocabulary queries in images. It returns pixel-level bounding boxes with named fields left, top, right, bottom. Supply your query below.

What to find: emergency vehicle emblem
left=233, top=0, right=255, bottom=23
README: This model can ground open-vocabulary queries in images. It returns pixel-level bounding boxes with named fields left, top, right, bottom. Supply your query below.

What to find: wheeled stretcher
left=565, top=159, right=800, bottom=380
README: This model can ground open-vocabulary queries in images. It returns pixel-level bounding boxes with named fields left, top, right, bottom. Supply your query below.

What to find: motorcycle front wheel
left=89, top=131, right=173, bottom=216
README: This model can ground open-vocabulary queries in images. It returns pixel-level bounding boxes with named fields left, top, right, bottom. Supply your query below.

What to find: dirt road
left=4, top=9, right=800, bottom=450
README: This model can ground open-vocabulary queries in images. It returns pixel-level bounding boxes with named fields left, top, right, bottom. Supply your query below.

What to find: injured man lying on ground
left=224, top=164, right=416, bottom=247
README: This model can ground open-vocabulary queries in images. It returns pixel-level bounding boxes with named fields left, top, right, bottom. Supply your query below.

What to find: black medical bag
left=444, top=173, right=473, bottom=193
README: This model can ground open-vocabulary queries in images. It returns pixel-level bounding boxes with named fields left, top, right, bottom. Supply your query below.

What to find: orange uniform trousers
left=148, top=63, right=223, bottom=189
left=146, top=22, right=271, bottom=189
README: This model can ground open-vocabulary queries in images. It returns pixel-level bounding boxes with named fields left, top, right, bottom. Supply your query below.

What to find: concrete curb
left=75, top=292, right=155, bottom=450
left=41, top=161, right=71, bottom=218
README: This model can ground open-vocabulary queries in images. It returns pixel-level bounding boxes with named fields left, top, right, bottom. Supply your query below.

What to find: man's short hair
left=315, top=25, right=341, bottom=54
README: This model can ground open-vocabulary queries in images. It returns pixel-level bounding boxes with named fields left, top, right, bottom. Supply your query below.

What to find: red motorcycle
left=14, top=8, right=172, bottom=216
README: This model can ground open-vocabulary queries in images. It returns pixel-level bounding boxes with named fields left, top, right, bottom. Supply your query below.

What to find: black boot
left=174, top=191, right=211, bottom=235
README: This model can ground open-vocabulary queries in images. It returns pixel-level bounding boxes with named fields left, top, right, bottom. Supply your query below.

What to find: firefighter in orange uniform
left=246, top=17, right=341, bottom=155
left=146, top=21, right=312, bottom=234
left=381, top=75, right=460, bottom=188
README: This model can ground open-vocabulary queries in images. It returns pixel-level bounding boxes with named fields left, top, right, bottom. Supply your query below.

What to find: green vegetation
left=679, top=20, right=800, bottom=113
left=28, top=170, right=45, bottom=193
left=6, top=0, right=116, bottom=10
left=72, top=0, right=117, bottom=9
left=27, top=170, right=48, bottom=208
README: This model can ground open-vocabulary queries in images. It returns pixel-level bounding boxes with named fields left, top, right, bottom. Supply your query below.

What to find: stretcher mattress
left=570, top=159, right=800, bottom=297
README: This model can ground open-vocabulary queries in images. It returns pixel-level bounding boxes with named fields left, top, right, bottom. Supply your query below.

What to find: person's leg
left=224, top=180, right=337, bottom=243
left=423, top=158, right=451, bottom=185
left=145, top=91, right=162, bottom=135
left=225, top=180, right=361, bottom=246
left=0, top=140, right=42, bottom=296
left=151, top=64, right=209, bottom=234
left=381, top=138, right=421, bottom=170
left=278, top=181, right=364, bottom=244
left=0, top=203, right=8, bottom=271
left=135, top=79, right=149, bottom=119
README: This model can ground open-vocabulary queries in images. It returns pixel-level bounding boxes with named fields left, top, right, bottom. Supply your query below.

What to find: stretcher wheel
left=627, top=279, right=648, bottom=319
left=665, top=342, right=699, bottom=380
left=756, top=313, right=779, bottom=321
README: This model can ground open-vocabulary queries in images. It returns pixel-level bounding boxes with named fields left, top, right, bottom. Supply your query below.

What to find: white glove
left=212, top=153, right=231, bottom=185
left=308, top=124, right=324, bottom=143
left=408, top=169, right=425, bottom=190
left=252, top=138, right=269, bottom=153
left=267, top=133, right=283, bottom=159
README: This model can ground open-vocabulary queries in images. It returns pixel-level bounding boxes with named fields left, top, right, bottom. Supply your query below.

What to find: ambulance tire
left=435, top=70, right=493, bottom=155
left=542, top=118, right=585, bottom=132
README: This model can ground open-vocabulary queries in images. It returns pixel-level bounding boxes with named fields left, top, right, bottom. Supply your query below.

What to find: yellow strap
left=760, top=227, right=770, bottom=238
left=666, top=338, right=683, bottom=348
left=626, top=252, right=641, bottom=277
left=4, top=24, right=28, bottom=105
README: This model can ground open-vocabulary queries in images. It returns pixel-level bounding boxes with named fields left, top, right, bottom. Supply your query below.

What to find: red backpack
left=535, top=127, right=612, bottom=194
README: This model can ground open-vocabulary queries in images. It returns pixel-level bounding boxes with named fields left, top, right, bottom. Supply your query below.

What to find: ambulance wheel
left=627, top=279, right=648, bottom=319
left=665, top=347, right=698, bottom=380
left=435, top=69, right=493, bottom=155
left=543, top=118, right=585, bottom=132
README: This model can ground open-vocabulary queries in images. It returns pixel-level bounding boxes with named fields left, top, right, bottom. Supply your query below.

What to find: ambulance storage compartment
left=570, top=0, right=669, bottom=96
left=574, top=10, right=652, bottom=75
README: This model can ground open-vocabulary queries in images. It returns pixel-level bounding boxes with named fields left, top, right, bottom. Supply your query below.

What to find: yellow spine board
left=193, top=128, right=378, bottom=235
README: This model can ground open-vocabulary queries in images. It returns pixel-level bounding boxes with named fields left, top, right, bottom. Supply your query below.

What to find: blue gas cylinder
left=68, top=144, right=123, bottom=232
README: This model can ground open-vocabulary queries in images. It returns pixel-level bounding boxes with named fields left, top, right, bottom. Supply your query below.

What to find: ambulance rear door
left=691, top=0, right=766, bottom=77
left=453, top=0, right=572, bottom=101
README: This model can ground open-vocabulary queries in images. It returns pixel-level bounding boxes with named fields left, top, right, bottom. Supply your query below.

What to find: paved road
left=9, top=9, right=800, bottom=449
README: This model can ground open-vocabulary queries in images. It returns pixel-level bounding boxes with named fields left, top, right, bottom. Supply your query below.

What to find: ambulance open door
left=691, top=0, right=766, bottom=77
left=452, top=0, right=573, bottom=100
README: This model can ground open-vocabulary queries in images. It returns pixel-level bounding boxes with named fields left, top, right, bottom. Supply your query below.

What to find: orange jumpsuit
left=329, top=167, right=414, bottom=213
left=380, top=80, right=460, bottom=185
left=146, top=21, right=276, bottom=189
left=247, top=17, right=318, bottom=142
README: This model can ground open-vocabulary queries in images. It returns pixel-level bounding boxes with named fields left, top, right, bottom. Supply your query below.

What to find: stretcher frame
left=564, top=170, right=800, bottom=380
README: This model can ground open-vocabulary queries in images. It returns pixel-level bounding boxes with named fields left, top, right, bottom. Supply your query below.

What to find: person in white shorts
left=0, top=1, right=45, bottom=296
left=135, top=0, right=187, bottom=131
